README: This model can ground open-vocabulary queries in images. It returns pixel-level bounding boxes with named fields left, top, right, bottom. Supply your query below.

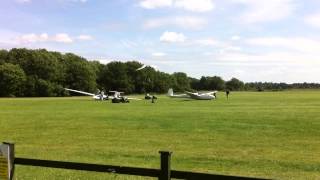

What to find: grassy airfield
left=0, top=90, right=320, bottom=179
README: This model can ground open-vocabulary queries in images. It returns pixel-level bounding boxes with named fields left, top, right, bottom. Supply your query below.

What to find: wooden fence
left=5, top=143, right=269, bottom=180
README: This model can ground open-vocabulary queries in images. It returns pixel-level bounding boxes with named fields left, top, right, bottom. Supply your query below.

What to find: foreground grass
left=0, top=91, right=320, bottom=179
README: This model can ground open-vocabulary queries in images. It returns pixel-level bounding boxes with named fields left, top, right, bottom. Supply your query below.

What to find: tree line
left=0, top=48, right=319, bottom=97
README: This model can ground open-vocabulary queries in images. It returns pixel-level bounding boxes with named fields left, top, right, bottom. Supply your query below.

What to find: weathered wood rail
left=4, top=143, right=270, bottom=180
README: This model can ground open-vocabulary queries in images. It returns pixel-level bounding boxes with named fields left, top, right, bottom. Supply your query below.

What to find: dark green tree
left=199, top=76, right=210, bottom=90
left=7, top=49, right=60, bottom=81
left=226, top=78, right=244, bottom=91
left=0, top=49, right=8, bottom=64
left=0, top=63, right=26, bottom=96
left=63, top=53, right=97, bottom=93
left=89, top=60, right=105, bottom=91
left=125, top=61, right=144, bottom=93
left=189, top=77, right=200, bottom=90
left=207, top=76, right=225, bottom=90
left=153, top=72, right=175, bottom=93
left=34, top=79, right=64, bottom=97
left=139, top=66, right=157, bottom=93
left=172, top=72, right=190, bottom=92
left=99, top=61, right=132, bottom=93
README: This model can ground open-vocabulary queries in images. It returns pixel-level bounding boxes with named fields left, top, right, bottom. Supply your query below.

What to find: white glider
left=167, top=88, right=217, bottom=100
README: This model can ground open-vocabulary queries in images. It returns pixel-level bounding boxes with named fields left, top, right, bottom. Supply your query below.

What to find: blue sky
left=1, top=0, right=320, bottom=83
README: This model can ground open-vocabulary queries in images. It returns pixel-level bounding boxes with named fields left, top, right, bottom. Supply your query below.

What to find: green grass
left=1, top=91, right=320, bottom=179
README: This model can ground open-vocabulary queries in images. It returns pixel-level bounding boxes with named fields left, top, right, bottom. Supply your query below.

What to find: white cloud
left=158, top=35, right=241, bottom=54
left=139, top=0, right=172, bottom=9
left=174, top=0, right=215, bottom=12
left=53, top=33, right=73, bottom=43
left=246, top=37, right=320, bottom=53
left=304, top=13, right=320, bottom=28
left=144, top=16, right=207, bottom=30
left=202, top=36, right=320, bottom=83
left=218, top=46, right=242, bottom=54
left=152, top=52, right=167, bottom=57
left=139, top=0, right=214, bottom=12
left=160, top=31, right=186, bottom=43
left=77, top=35, right=93, bottom=41
left=233, top=0, right=296, bottom=23
left=212, top=51, right=320, bottom=82
left=16, top=33, right=73, bottom=43
left=207, top=51, right=320, bottom=72
left=0, top=30, right=21, bottom=49
left=193, top=38, right=241, bottom=53
left=17, top=33, right=49, bottom=43
left=195, top=38, right=220, bottom=46
left=231, top=35, right=241, bottom=41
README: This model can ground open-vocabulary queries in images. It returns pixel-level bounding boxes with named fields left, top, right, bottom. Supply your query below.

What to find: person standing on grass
left=226, top=90, right=230, bottom=99
left=151, top=95, right=157, bottom=103
left=100, top=90, right=105, bottom=101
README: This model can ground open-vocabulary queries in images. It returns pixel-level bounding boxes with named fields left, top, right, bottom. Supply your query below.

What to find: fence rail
left=14, top=158, right=160, bottom=178
left=4, top=143, right=269, bottom=180
left=14, top=157, right=266, bottom=180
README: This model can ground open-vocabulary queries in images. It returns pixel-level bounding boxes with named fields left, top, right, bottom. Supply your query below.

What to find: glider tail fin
left=167, top=88, right=174, bottom=96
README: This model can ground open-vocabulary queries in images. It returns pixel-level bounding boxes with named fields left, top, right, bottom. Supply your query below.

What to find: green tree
left=199, top=76, right=209, bottom=90
left=135, top=65, right=159, bottom=93
left=63, top=53, right=97, bottom=92
left=207, top=76, right=225, bottom=90
left=226, top=78, right=244, bottom=91
left=7, top=49, right=60, bottom=81
left=153, top=72, right=175, bottom=93
left=125, top=61, right=144, bottom=93
left=189, top=77, right=200, bottom=90
left=24, top=75, right=37, bottom=97
left=99, top=61, right=132, bottom=93
left=0, top=49, right=8, bottom=64
left=0, top=63, right=26, bottom=96
left=34, top=79, right=64, bottom=97
left=89, top=60, right=104, bottom=90
left=7, top=48, right=66, bottom=96
left=172, top=72, right=190, bottom=92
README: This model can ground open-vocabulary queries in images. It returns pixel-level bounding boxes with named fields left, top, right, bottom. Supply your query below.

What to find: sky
left=0, top=0, right=320, bottom=83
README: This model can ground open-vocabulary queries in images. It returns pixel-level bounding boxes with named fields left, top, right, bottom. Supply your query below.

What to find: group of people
left=145, top=93, right=157, bottom=103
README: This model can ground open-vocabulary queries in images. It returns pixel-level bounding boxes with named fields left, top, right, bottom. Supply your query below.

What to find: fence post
left=2, top=142, right=14, bottom=180
left=159, top=151, right=172, bottom=180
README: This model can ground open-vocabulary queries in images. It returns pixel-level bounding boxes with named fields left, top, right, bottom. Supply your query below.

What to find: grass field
left=1, top=90, right=320, bottom=179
